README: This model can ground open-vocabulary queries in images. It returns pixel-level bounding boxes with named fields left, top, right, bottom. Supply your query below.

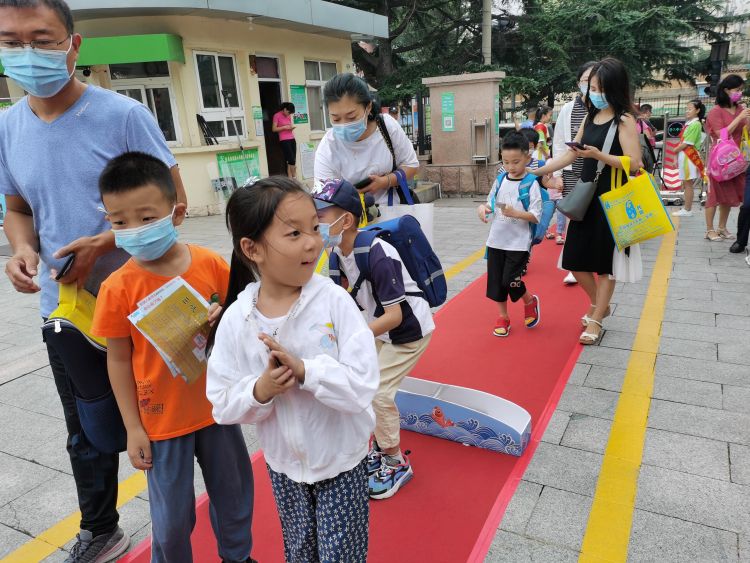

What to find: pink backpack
left=708, top=127, right=748, bottom=182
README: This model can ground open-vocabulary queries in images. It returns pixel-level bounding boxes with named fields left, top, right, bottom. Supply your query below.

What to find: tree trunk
left=376, top=0, right=394, bottom=85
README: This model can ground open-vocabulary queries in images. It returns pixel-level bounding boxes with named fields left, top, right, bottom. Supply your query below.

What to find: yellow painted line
left=2, top=247, right=486, bottom=562
left=1, top=472, right=147, bottom=563
left=579, top=222, right=679, bottom=563
left=444, top=248, right=485, bottom=280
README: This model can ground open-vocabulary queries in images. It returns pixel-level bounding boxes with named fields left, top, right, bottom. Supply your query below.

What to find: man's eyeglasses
left=0, top=35, right=71, bottom=51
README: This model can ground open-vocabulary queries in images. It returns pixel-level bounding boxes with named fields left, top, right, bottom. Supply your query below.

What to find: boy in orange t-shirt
left=91, top=152, right=254, bottom=563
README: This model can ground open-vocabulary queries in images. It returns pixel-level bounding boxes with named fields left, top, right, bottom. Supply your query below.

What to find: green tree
left=496, top=0, right=744, bottom=106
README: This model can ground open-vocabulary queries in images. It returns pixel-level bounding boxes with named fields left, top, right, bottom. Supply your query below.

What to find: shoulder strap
left=349, top=230, right=379, bottom=301
left=490, top=172, right=508, bottom=212
left=594, top=121, right=618, bottom=181
left=328, top=252, right=341, bottom=286
left=376, top=114, right=397, bottom=172
left=517, top=173, right=538, bottom=211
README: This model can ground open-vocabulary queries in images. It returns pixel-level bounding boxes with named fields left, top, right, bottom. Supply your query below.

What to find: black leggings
left=486, top=247, right=529, bottom=303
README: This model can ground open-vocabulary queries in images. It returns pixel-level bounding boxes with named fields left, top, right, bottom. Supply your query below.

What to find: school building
left=0, top=0, right=388, bottom=216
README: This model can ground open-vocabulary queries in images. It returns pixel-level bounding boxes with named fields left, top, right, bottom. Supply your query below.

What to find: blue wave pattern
left=400, top=411, right=529, bottom=457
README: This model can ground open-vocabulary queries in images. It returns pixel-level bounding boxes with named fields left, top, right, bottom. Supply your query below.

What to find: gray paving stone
left=609, top=292, right=648, bottom=308
left=612, top=304, right=647, bottom=319
left=484, top=530, right=579, bottom=563
left=598, top=329, right=636, bottom=350
left=584, top=365, right=626, bottom=393
left=522, top=442, right=602, bottom=497
left=662, top=309, right=716, bottom=327
left=670, top=269, right=718, bottom=282
left=525, top=487, right=593, bottom=551
left=557, top=384, right=619, bottom=420
left=0, top=374, right=64, bottom=420
left=714, top=289, right=750, bottom=305
left=560, top=414, right=611, bottom=454
left=599, top=315, right=640, bottom=333
left=567, top=363, right=591, bottom=386
left=653, top=375, right=724, bottom=409
left=627, top=509, right=738, bottom=563
left=577, top=346, right=632, bottom=370
left=0, top=344, right=49, bottom=385
left=659, top=336, right=717, bottom=361
left=642, top=428, right=730, bottom=481
left=724, top=386, right=750, bottom=415
left=41, top=550, right=68, bottom=562
left=499, top=480, right=542, bottom=535
left=0, top=522, right=31, bottom=559
left=541, top=410, right=570, bottom=445
left=0, top=404, right=64, bottom=459
left=729, top=444, right=750, bottom=486
left=635, top=464, right=750, bottom=534
left=717, top=272, right=750, bottom=284
left=648, top=400, right=750, bottom=446
left=717, top=314, right=750, bottom=331
left=719, top=342, right=750, bottom=365
left=0, top=451, right=59, bottom=508
left=0, top=473, right=79, bottom=536
left=662, top=321, right=749, bottom=345
left=666, top=297, right=750, bottom=316
left=655, top=355, right=750, bottom=387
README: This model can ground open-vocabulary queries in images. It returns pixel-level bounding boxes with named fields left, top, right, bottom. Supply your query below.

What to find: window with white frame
left=110, top=62, right=181, bottom=145
left=194, top=52, right=246, bottom=140
left=305, top=60, right=338, bottom=131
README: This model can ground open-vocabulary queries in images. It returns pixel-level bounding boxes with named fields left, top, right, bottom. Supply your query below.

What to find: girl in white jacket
left=206, top=177, right=379, bottom=563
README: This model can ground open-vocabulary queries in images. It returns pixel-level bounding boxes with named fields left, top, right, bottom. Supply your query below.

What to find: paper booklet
left=128, top=277, right=210, bottom=384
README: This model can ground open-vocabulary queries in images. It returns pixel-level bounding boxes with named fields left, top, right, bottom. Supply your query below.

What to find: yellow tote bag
left=742, top=128, right=750, bottom=162
left=599, top=156, right=675, bottom=251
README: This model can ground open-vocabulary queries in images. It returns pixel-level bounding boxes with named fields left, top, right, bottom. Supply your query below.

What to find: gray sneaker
left=64, top=527, right=130, bottom=563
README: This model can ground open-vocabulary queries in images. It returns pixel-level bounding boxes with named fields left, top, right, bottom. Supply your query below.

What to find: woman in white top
left=314, top=73, right=419, bottom=205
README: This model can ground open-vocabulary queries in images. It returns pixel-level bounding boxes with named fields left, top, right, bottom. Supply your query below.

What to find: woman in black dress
left=534, top=58, right=642, bottom=344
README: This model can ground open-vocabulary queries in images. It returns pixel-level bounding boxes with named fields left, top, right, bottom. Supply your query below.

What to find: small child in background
left=533, top=106, right=553, bottom=159
left=478, top=132, right=542, bottom=337
left=206, top=177, right=379, bottom=563
left=91, top=152, right=254, bottom=563
left=312, top=179, right=435, bottom=500
left=545, top=175, right=566, bottom=244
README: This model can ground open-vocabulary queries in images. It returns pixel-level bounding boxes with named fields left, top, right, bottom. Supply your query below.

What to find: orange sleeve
left=91, top=277, right=133, bottom=339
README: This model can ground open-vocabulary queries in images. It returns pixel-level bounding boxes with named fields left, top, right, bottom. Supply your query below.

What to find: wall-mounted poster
left=216, top=148, right=262, bottom=188
left=290, top=85, right=309, bottom=124
left=441, top=92, right=455, bottom=132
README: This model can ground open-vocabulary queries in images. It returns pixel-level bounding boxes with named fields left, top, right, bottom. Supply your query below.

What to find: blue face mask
left=0, top=39, right=75, bottom=98
left=319, top=214, right=345, bottom=248
left=589, top=92, right=609, bottom=110
left=332, top=114, right=368, bottom=143
left=114, top=209, right=178, bottom=261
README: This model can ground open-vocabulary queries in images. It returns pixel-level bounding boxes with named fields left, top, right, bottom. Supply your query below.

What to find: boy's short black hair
left=520, top=128, right=539, bottom=147
left=502, top=131, right=530, bottom=154
left=280, top=102, right=295, bottom=113
left=99, top=152, right=176, bottom=203
left=0, top=0, right=74, bottom=34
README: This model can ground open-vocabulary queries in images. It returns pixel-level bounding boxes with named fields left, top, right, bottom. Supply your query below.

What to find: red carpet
left=120, top=241, right=589, bottom=563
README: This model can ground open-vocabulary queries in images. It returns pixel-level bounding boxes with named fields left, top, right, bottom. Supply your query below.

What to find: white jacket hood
left=207, top=274, right=379, bottom=484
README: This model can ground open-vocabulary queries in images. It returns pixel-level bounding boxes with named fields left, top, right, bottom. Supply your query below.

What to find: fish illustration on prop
left=431, top=406, right=455, bottom=428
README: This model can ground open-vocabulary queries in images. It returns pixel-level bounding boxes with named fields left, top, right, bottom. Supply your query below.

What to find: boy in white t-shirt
left=477, top=132, right=542, bottom=337
left=312, top=179, right=434, bottom=500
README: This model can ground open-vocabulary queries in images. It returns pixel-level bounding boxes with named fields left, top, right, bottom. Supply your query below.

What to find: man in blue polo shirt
left=0, top=1, right=186, bottom=561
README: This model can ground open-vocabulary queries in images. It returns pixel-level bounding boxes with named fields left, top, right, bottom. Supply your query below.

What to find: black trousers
left=46, top=338, right=120, bottom=535
left=736, top=175, right=750, bottom=248
left=486, top=247, right=529, bottom=303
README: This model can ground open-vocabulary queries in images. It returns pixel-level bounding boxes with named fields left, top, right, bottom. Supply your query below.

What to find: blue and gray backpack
left=329, top=215, right=447, bottom=308
left=491, top=172, right=556, bottom=245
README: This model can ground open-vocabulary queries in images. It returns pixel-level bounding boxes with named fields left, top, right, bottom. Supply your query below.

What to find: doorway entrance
left=256, top=56, right=287, bottom=176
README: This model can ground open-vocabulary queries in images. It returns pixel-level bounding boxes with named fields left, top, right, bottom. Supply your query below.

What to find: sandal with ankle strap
left=580, top=306, right=611, bottom=328
left=718, top=228, right=736, bottom=240
left=579, top=319, right=603, bottom=345
left=705, top=230, right=722, bottom=242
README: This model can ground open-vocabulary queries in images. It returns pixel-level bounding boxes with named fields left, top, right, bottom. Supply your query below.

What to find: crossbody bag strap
left=593, top=120, right=619, bottom=182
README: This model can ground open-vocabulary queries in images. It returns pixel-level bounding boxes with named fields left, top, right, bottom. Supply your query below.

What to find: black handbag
left=557, top=121, right=618, bottom=221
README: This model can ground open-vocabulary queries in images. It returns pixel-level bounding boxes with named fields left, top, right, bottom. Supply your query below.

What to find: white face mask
left=318, top=214, right=346, bottom=248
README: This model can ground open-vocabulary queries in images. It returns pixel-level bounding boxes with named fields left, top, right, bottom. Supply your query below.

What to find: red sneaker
left=493, top=317, right=510, bottom=337
left=524, top=295, right=541, bottom=328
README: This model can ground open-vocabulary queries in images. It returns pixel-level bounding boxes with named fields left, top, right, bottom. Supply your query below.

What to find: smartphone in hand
left=565, top=141, right=586, bottom=150
left=55, top=254, right=76, bottom=281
